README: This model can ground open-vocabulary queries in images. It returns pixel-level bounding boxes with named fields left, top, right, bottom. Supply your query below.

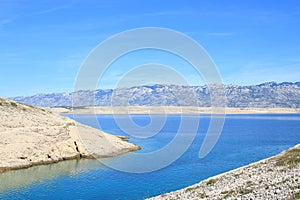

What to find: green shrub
left=222, top=190, right=235, bottom=198
left=238, top=188, right=253, bottom=195
left=185, top=187, right=194, bottom=193
left=207, top=179, right=216, bottom=185
left=292, top=191, right=300, bottom=200
left=10, top=102, right=17, bottom=107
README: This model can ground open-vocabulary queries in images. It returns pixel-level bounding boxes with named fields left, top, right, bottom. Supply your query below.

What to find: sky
left=0, top=0, right=300, bottom=97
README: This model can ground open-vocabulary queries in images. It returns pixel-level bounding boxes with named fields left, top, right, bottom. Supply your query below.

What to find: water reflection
left=0, top=159, right=101, bottom=192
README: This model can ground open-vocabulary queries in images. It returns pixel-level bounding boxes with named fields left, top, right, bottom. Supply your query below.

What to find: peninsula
left=0, top=97, right=140, bottom=173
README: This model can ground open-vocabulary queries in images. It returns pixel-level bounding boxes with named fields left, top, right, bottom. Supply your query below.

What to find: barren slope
left=0, top=97, right=140, bottom=173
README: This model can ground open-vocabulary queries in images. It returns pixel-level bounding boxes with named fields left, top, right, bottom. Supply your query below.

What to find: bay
left=1, top=114, right=300, bottom=200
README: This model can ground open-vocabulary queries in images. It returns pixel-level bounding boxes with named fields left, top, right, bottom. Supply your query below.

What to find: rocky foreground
left=0, top=97, right=140, bottom=173
left=148, top=144, right=300, bottom=200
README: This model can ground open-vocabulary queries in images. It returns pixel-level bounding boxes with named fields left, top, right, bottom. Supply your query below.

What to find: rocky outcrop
left=148, top=144, right=300, bottom=200
left=11, top=82, right=300, bottom=108
left=0, top=97, right=140, bottom=173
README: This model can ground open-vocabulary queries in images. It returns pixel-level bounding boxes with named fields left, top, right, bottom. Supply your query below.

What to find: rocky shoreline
left=148, top=144, right=300, bottom=200
left=0, top=97, right=140, bottom=173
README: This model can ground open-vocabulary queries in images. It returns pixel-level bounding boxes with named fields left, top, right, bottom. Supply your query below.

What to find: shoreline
left=148, top=143, right=300, bottom=200
left=49, top=106, right=300, bottom=115
left=0, top=121, right=141, bottom=173
left=0, top=145, right=140, bottom=174
left=0, top=98, right=141, bottom=174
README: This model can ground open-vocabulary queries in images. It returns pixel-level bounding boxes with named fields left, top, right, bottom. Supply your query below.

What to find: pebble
left=147, top=145, right=300, bottom=200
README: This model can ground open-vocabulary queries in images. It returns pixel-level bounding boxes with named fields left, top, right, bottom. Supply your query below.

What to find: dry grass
left=275, top=148, right=300, bottom=168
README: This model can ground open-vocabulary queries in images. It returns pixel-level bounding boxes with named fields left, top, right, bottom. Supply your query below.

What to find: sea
left=0, top=114, right=300, bottom=200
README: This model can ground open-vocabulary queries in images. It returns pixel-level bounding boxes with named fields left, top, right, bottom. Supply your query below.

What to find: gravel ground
left=148, top=144, right=300, bottom=200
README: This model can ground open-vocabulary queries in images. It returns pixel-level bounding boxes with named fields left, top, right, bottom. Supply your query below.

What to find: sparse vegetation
left=237, top=188, right=253, bottom=195
left=291, top=191, right=300, bottom=200
left=185, top=187, right=194, bottom=193
left=185, top=188, right=195, bottom=192
left=198, top=193, right=208, bottom=198
left=65, top=122, right=76, bottom=128
left=17, top=101, right=34, bottom=108
left=221, top=188, right=253, bottom=198
left=10, top=102, right=18, bottom=107
left=234, top=172, right=243, bottom=177
left=292, top=185, right=300, bottom=190
left=221, top=190, right=235, bottom=198
left=185, top=185, right=201, bottom=193
left=207, top=179, right=217, bottom=185
left=151, top=146, right=300, bottom=199
left=246, top=181, right=254, bottom=186
left=276, top=148, right=300, bottom=168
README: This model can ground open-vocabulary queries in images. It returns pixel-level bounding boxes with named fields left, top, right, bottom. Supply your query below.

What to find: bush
left=10, top=102, right=17, bottom=107
left=292, top=191, right=300, bottom=200
left=207, top=179, right=216, bottom=185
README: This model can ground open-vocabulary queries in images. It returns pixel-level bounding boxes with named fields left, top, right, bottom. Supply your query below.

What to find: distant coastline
left=11, top=82, right=300, bottom=108
left=49, top=106, right=300, bottom=115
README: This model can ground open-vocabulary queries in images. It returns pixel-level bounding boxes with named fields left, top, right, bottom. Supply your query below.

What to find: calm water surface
left=0, top=114, right=300, bottom=199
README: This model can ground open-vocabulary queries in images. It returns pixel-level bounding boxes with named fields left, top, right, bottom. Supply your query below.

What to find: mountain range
left=11, top=82, right=300, bottom=108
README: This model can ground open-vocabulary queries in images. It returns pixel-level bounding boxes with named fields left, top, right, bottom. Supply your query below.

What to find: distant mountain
left=11, top=82, right=300, bottom=108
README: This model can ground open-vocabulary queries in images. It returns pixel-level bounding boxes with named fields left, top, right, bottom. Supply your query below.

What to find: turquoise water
left=1, top=114, right=300, bottom=199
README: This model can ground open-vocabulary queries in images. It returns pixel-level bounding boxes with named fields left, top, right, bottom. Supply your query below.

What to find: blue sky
left=0, top=0, right=299, bottom=97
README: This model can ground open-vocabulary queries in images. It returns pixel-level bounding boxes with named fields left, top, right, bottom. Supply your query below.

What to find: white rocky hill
left=0, top=97, right=140, bottom=173
left=11, top=82, right=300, bottom=108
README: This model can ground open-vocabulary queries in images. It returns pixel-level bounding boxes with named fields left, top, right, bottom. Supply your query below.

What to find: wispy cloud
left=56, top=52, right=87, bottom=70
left=97, top=63, right=193, bottom=89
left=34, top=5, right=69, bottom=15
left=30, top=0, right=79, bottom=16
left=0, top=17, right=17, bottom=29
left=0, top=51, right=26, bottom=65
left=0, top=18, right=13, bottom=25
left=223, top=61, right=300, bottom=85
left=206, top=32, right=235, bottom=36
left=142, top=10, right=198, bottom=17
